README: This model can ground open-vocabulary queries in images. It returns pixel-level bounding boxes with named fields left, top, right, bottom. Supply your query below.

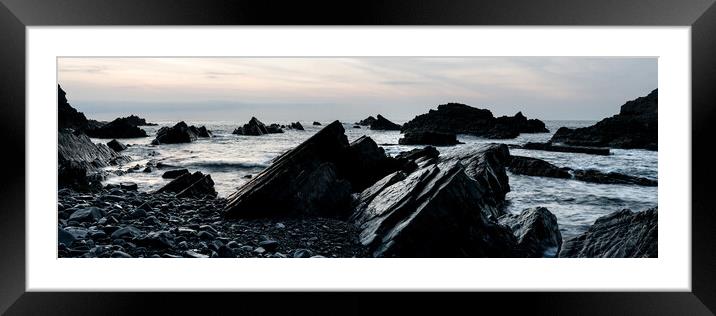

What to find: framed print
left=1, top=0, right=715, bottom=314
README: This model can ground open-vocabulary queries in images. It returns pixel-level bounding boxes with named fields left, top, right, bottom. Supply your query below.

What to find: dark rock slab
left=156, top=171, right=217, bottom=198
left=523, top=142, right=610, bottom=156
left=106, top=139, right=127, bottom=152
left=550, top=89, right=657, bottom=150
left=355, top=116, right=377, bottom=126
left=58, top=131, right=131, bottom=189
left=162, top=169, right=190, bottom=179
left=233, top=117, right=283, bottom=135
left=573, top=169, right=657, bottom=186
left=312, top=121, right=322, bottom=126
left=560, top=208, right=657, bottom=258
left=499, top=207, right=562, bottom=258
left=224, top=121, right=392, bottom=219
left=440, top=144, right=512, bottom=208
left=289, top=122, right=304, bottom=130
left=86, top=117, right=148, bottom=139
left=369, top=114, right=401, bottom=130
left=351, top=158, right=518, bottom=257
left=152, top=121, right=198, bottom=144
left=508, top=155, right=571, bottom=178
left=401, top=103, right=548, bottom=139
left=398, top=131, right=459, bottom=146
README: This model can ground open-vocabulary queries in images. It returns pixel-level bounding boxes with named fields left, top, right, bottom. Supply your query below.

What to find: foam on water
left=96, top=120, right=657, bottom=238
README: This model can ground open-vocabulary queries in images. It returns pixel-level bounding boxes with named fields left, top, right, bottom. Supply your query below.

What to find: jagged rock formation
left=312, top=121, right=322, bottom=126
left=401, top=103, right=548, bottom=139
left=560, top=208, right=657, bottom=258
left=351, top=144, right=518, bottom=257
left=58, top=131, right=130, bottom=189
left=86, top=117, right=148, bottom=139
left=122, top=114, right=157, bottom=126
left=106, top=139, right=127, bottom=152
left=155, top=171, right=217, bottom=198
left=550, top=89, right=658, bottom=150
left=355, top=116, right=377, bottom=126
left=289, top=122, right=304, bottom=130
left=232, top=117, right=284, bottom=136
left=152, top=121, right=211, bottom=144
left=58, top=85, right=89, bottom=132
left=499, top=207, right=562, bottom=257
left=369, top=115, right=401, bottom=130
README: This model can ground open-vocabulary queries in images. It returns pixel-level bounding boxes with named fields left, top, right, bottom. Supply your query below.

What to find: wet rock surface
left=499, top=207, right=562, bottom=258
left=107, top=139, right=127, bottom=152
left=508, top=156, right=571, bottom=179
left=560, top=208, right=657, bottom=258
left=369, top=114, right=401, bottom=130
left=58, top=131, right=131, bottom=189
left=58, top=188, right=368, bottom=258
left=550, top=89, right=658, bottom=150
left=156, top=171, right=218, bottom=198
left=401, top=103, right=548, bottom=139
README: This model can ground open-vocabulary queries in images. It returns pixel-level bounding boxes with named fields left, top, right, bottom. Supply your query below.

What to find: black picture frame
left=1, top=0, right=714, bottom=314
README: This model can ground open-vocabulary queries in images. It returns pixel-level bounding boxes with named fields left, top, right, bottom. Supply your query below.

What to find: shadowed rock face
left=559, top=208, right=657, bottom=258
left=369, top=115, right=401, bottom=130
left=351, top=144, right=519, bottom=257
left=58, top=131, right=130, bottom=189
left=401, top=103, right=548, bottom=139
left=224, top=121, right=396, bottom=219
left=155, top=171, right=217, bottom=198
left=573, top=169, right=657, bottom=186
left=499, top=207, right=562, bottom=258
left=106, top=139, right=127, bottom=152
left=86, top=117, right=148, bottom=139
left=356, top=116, right=377, bottom=126
left=440, top=144, right=512, bottom=208
left=58, top=85, right=89, bottom=132
left=550, top=89, right=658, bottom=150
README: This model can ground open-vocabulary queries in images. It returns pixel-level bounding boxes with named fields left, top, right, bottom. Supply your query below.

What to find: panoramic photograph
left=57, top=57, right=658, bottom=258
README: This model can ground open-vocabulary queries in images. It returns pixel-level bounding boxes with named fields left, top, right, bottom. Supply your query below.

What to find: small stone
left=240, top=245, right=254, bottom=252
left=293, top=249, right=314, bottom=258
left=178, top=241, right=188, bottom=249
left=130, top=208, right=148, bottom=219
left=226, top=241, right=240, bottom=249
left=275, top=223, right=286, bottom=229
left=259, top=240, right=279, bottom=252
left=68, top=207, right=105, bottom=223
left=120, top=182, right=138, bottom=191
left=253, top=247, right=266, bottom=254
left=110, top=226, right=142, bottom=240
left=58, top=227, right=76, bottom=246
left=197, top=231, right=215, bottom=240
left=311, top=255, right=326, bottom=258
left=111, top=251, right=132, bottom=258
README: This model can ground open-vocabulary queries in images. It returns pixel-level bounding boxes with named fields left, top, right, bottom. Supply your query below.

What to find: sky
left=57, top=57, right=657, bottom=122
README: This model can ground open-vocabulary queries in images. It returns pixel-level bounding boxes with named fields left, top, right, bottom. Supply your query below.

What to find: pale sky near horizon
left=58, top=57, right=657, bottom=122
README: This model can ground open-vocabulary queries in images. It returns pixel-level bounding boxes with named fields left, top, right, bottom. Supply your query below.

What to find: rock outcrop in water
left=58, top=85, right=90, bottom=132
left=351, top=144, right=518, bottom=257
left=369, top=115, right=401, bottom=130
left=508, top=156, right=571, bottom=178
left=232, top=117, right=284, bottom=136
left=560, top=208, right=657, bottom=258
left=401, top=103, right=548, bottom=139
left=86, top=117, right=149, bottom=139
left=398, top=131, right=459, bottom=146
left=106, top=139, right=127, bottom=152
left=155, top=171, right=217, bottom=198
left=122, top=114, right=157, bottom=126
left=356, top=116, right=377, bottom=126
left=507, top=156, right=657, bottom=186
left=522, top=142, right=610, bottom=155
left=550, top=89, right=658, bottom=150
left=289, top=122, right=304, bottom=130
left=58, top=131, right=130, bottom=189
left=152, top=121, right=211, bottom=144
left=498, top=207, right=562, bottom=257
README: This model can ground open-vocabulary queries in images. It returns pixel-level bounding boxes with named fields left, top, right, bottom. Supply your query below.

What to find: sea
left=96, top=120, right=658, bottom=239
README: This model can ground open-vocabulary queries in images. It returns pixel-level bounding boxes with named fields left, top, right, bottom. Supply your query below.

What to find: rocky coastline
left=57, top=86, right=658, bottom=258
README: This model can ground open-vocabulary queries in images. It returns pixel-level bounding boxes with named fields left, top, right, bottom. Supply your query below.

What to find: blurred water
left=96, top=120, right=657, bottom=238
